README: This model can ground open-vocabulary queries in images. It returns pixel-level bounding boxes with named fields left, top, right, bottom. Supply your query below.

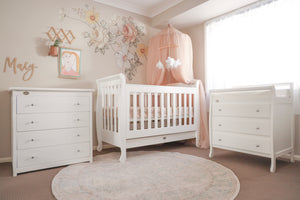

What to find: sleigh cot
left=96, top=73, right=200, bottom=162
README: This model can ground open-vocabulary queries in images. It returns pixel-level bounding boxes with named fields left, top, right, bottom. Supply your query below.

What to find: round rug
left=52, top=151, right=239, bottom=200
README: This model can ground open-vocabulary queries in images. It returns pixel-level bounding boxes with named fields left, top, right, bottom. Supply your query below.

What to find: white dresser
left=10, top=87, right=94, bottom=176
left=209, top=83, right=294, bottom=172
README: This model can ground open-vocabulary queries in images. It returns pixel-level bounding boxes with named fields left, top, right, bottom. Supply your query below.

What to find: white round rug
left=52, top=151, right=240, bottom=200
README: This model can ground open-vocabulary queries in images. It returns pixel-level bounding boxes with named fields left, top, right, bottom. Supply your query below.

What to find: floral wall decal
left=59, top=4, right=147, bottom=80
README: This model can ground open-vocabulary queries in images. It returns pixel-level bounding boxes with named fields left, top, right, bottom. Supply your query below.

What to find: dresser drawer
left=212, top=90, right=272, bottom=104
left=213, top=132, right=270, bottom=154
left=212, top=116, right=270, bottom=136
left=17, top=142, right=90, bottom=168
left=212, top=103, right=271, bottom=118
left=17, top=127, right=90, bottom=149
left=17, top=94, right=90, bottom=114
left=17, top=112, right=89, bottom=131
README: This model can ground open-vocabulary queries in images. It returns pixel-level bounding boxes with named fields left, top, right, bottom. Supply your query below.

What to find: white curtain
left=205, top=0, right=300, bottom=113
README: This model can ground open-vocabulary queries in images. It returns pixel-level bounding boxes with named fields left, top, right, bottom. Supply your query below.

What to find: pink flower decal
left=122, top=23, right=137, bottom=43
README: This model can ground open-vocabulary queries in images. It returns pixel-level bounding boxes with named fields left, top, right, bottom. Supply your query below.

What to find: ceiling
left=94, top=0, right=260, bottom=28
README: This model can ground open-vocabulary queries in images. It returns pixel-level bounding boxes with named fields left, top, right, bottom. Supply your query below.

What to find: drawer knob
left=256, top=127, right=260, bottom=130
left=218, top=124, right=222, bottom=127
left=77, top=150, right=81, bottom=152
left=75, top=103, right=81, bottom=106
left=31, top=156, right=35, bottom=159
left=256, top=145, right=260, bottom=148
left=31, top=139, right=35, bottom=142
left=30, top=121, right=34, bottom=124
left=218, top=139, right=222, bottom=141
left=23, top=91, right=30, bottom=95
left=218, top=109, right=222, bottom=112
left=256, top=109, right=260, bottom=112
left=216, top=99, right=220, bottom=103
left=77, top=134, right=81, bottom=137
left=163, top=137, right=166, bottom=140
left=76, top=118, right=80, bottom=121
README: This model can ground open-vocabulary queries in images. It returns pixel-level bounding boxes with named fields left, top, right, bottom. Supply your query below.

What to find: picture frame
left=59, top=47, right=81, bottom=78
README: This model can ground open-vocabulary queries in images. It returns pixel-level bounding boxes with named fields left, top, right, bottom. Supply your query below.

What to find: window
left=205, top=0, right=300, bottom=112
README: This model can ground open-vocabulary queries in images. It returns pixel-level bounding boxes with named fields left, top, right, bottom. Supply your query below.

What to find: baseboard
left=279, top=154, right=300, bottom=162
left=0, top=157, right=12, bottom=163
left=93, top=143, right=115, bottom=151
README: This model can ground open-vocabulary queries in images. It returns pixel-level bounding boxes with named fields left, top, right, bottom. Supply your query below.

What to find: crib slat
left=110, top=86, right=113, bottom=131
left=100, top=87, right=104, bottom=130
left=179, top=93, right=182, bottom=126
left=189, top=93, right=192, bottom=125
left=167, top=93, right=170, bottom=127
left=154, top=93, right=158, bottom=129
left=114, top=86, right=117, bottom=132
left=140, top=92, right=144, bottom=130
left=133, top=92, right=137, bottom=131
left=104, top=87, right=107, bottom=130
left=172, top=93, right=176, bottom=126
left=148, top=93, right=151, bottom=129
left=160, top=93, right=164, bottom=128
left=184, top=93, right=187, bottom=125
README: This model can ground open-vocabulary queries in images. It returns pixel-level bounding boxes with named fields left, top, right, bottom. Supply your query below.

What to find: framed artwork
left=59, top=47, right=81, bottom=78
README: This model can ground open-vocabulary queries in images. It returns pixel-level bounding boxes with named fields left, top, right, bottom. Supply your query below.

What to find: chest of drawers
left=10, top=87, right=94, bottom=176
left=209, top=83, right=295, bottom=172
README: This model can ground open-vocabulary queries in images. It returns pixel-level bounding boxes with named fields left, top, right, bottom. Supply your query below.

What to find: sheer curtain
left=205, top=0, right=300, bottom=113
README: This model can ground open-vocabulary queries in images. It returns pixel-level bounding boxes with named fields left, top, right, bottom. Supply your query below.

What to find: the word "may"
left=3, top=57, right=38, bottom=81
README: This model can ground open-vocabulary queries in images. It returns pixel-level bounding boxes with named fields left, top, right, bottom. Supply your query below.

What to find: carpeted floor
left=0, top=142, right=300, bottom=200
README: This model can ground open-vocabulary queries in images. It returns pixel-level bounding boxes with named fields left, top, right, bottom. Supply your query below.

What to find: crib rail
left=126, top=84, right=199, bottom=139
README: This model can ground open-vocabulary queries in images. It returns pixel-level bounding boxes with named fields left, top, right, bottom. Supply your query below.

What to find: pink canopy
left=146, top=25, right=209, bottom=148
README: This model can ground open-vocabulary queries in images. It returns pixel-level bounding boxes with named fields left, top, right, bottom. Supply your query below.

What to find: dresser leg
left=290, top=151, right=295, bottom=163
left=119, top=147, right=126, bottom=163
left=209, top=147, right=214, bottom=158
left=270, top=156, right=276, bottom=173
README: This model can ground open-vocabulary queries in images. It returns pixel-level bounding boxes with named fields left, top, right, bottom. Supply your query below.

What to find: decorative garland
left=59, top=4, right=148, bottom=80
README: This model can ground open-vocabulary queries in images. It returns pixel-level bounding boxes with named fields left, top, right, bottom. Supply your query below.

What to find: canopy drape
left=146, top=25, right=209, bottom=148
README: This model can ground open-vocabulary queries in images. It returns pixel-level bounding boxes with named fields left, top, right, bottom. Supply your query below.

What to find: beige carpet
left=1, top=143, right=300, bottom=200
left=52, top=151, right=240, bottom=200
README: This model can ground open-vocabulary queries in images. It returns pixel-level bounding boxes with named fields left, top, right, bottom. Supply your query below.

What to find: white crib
left=96, top=73, right=200, bottom=162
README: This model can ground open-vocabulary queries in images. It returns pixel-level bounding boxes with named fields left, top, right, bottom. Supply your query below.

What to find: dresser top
left=9, top=87, right=95, bottom=92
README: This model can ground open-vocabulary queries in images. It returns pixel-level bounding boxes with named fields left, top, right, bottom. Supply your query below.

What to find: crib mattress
left=104, top=107, right=194, bottom=121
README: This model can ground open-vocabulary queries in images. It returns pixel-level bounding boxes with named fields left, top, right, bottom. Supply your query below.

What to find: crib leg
left=97, top=143, right=103, bottom=151
left=120, top=147, right=126, bottom=163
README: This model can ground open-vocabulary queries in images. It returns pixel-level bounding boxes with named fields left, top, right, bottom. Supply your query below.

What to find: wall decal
left=59, top=47, right=81, bottom=79
left=47, top=27, right=75, bottom=44
left=59, top=5, right=147, bottom=80
left=3, top=57, right=38, bottom=81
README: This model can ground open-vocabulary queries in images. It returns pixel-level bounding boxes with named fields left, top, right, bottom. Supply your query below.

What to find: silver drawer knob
left=256, top=127, right=260, bottom=130
left=23, top=91, right=29, bottom=95
left=218, top=139, right=222, bottom=141
left=31, top=139, right=35, bottom=142
left=218, top=109, right=222, bottom=111
left=216, top=99, right=220, bottom=103
left=31, top=156, right=35, bottom=159
left=77, top=134, right=80, bottom=137
left=76, top=118, right=80, bottom=121
left=218, top=124, right=222, bottom=127
left=77, top=150, right=81, bottom=152
left=256, top=109, right=260, bottom=112
left=256, top=145, right=260, bottom=148
left=163, top=137, right=166, bottom=140
left=30, top=121, right=34, bottom=124
left=75, top=103, right=80, bottom=106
